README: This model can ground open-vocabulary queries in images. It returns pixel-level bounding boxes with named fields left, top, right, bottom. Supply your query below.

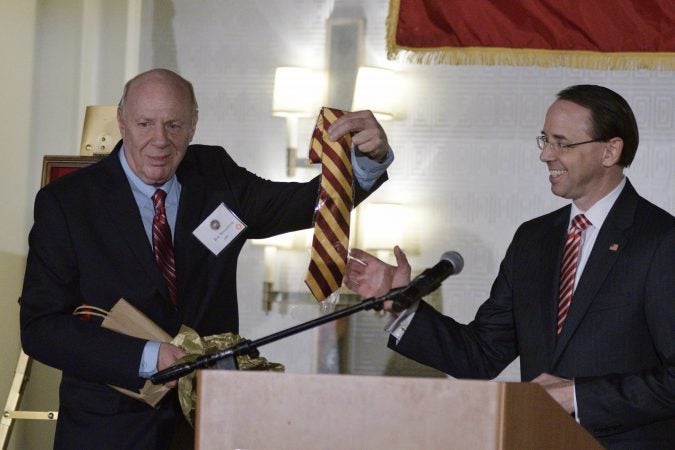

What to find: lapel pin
left=609, top=243, right=619, bottom=252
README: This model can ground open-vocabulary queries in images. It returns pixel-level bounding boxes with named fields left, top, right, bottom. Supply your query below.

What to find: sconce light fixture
left=252, top=202, right=414, bottom=312
left=251, top=229, right=313, bottom=312
left=356, top=202, right=406, bottom=261
left=273, top=67, right=326, bottom=177
left=351, top=67, right=399, bottom=121
left=80, top=105, right=121, bottom=156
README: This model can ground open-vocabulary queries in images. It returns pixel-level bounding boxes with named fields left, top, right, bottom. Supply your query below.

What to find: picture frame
left=41, top=155, right=104, bottom=188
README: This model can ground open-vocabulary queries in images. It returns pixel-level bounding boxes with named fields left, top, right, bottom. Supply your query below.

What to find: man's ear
left=603, top=137, right=623, bottom=167
left=188, top=111, right=198, bottom=143
left=117, top=108, right=126, bottom=138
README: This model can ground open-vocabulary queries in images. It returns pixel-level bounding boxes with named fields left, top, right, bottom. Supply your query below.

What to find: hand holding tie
left=328, top=110, right=390, bottom=162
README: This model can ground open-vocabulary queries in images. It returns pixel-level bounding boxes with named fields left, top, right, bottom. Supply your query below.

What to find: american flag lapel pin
left=609, top=243, right=619, bottom=252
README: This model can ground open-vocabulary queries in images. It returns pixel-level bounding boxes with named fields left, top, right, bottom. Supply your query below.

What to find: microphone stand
left=150, top=290, right=405, bottom=385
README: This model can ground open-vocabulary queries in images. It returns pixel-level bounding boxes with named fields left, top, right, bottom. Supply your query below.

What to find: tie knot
left=152, top=189, right=167, bottom=210
left=571, top=214, right=591, bottom=231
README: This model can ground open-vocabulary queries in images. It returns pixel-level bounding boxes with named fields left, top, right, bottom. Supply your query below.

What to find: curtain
left=386, top=0, right=675, bottom=70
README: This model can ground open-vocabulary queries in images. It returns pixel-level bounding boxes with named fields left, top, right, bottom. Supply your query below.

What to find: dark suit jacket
left=391, top=179, right=675, bottom=449
left=20, top=143, right=386, bottom=449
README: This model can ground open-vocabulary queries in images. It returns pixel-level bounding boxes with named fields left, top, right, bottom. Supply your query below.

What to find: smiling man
left=20, top=68, right=392, bottom=449
left=117, top=70, right=199, bottom=186
left=345, top=85, right=675, bottom=449
left=539, top=88, right=635, bottom=211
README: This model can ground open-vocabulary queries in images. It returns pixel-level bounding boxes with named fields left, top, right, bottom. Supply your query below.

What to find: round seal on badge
left=210, top=219, right=221, bottom=230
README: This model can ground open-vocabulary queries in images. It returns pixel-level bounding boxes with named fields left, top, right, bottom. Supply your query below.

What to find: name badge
left=193, top=203, right=247, bottom=255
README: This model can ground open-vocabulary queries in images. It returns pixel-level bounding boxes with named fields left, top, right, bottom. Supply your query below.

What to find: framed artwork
left=41, top=155, right=104, bottom=188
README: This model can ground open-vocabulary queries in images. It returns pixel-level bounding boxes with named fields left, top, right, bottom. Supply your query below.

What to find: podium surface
left=196, top=371, right=601, bottom=449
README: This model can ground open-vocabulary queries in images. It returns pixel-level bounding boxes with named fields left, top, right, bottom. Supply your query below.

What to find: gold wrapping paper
left=75, top=299, right=284, bottom=424
left=172, top=326, right=285, bottom=427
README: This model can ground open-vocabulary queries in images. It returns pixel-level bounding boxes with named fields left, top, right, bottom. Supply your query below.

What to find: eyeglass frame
left=536, top=135, right=605, bottom=152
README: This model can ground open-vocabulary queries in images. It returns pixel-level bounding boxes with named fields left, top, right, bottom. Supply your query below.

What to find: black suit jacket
left=20, top=143, right=386, bottom=449
left=391, top=180, right=675, bottom=449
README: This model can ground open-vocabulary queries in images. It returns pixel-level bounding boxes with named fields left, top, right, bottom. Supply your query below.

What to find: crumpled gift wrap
left=171, top=325, right=285, bottom=427
left=76, top=299, right=284, bottom=420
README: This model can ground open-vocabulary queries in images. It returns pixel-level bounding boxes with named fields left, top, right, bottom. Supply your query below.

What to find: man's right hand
left=157, top=343, right=186, bottom=388
left=344, top=246, right=411, bottom=311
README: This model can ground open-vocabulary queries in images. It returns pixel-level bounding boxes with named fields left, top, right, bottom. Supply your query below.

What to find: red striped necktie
left=152, top=189, right=177, bottom=306
left=305, top=107, right=354, bottom=301
left=557, top=213, right=591, bottom=335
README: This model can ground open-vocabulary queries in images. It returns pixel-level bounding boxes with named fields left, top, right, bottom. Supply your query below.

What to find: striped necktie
left=152, top=189, right=177, bottom=306
left=305, top=107, right=354, bottom=301
left=557, top=213, right=591, bottom=335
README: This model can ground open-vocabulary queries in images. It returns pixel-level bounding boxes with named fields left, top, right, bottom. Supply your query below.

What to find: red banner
left=387, top=0, right=675, bottom=70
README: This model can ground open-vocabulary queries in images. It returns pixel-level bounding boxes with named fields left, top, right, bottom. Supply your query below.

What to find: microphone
left=387, top=251, right=463, bottom=312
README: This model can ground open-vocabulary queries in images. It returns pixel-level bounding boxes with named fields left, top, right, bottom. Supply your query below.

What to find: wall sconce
left=252, top=203, right=410, bottom=312
left=251, top=230, right=313, bottom=312
left=253, top=203, right=411, bottom=312
left=351, top=67, right=399, bottom=121
left=272, top=67, right=326, bottom=177
left=80, top=105, right=121, bottom=156
left=356, top=202, right=407, bottom=262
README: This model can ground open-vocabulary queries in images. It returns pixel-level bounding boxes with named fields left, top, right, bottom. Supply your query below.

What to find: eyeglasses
left=536, top=135, right=603, bottom=152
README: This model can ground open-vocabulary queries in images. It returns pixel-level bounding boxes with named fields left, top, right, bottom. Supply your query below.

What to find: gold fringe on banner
left=386, top=0, right=675, bottom=71
left=385, top=0, right=402, bottom=60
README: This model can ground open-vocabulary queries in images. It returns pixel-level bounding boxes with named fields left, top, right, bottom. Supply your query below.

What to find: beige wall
left=0, top=1, right=40, bottom=448
left=0, top=0, right=36, bottom=251
left=0, top=1, right=129, bottom=447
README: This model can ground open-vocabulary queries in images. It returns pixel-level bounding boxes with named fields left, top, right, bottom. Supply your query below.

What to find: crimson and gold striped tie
left=152, top=189, right=178, bottom=306
left=557, top=213, right=591, bottom=334
left=305, top=107, right=353, bottom=301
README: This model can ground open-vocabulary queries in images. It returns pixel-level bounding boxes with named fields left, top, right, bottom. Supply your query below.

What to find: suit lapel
left=552, top=181, right=637, bottom=364
left=173, top=154, right=216, bottom=321
left=98, top=148, right=169, bottom=299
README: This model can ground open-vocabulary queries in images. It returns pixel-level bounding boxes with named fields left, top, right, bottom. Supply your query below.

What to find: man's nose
left=152, top=125, right=169, bottom=145
left=539, top=144, right=555, bottom=163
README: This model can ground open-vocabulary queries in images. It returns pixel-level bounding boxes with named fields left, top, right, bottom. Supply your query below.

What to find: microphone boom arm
left=151, top=295, right=385, bottom=384
left=151, top=250, right=463, bottom=385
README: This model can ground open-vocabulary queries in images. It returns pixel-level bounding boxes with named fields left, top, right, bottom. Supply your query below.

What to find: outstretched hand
left=328, top=110, right=390, bottom=162
left=344, top=246, right=411, bottom=304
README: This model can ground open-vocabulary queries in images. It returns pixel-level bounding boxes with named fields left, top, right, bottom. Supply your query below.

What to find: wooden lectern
left=196, top=371, right=602, bottom=449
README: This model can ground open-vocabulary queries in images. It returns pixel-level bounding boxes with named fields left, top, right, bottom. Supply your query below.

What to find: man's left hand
left=328, top=110, right=389, bottom=162
left=531, top=372, right=575, bottom=414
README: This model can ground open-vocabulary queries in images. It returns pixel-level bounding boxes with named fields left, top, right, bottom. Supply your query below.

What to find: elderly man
left=21, top=68, right=392, bottom=449
left=346, top=85, right=675, bottom=449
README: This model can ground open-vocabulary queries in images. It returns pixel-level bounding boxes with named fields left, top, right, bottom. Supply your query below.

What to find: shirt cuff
left=384, top=300, right=420, bottom=344
left=352, top=145, right=394, bottom=191
left=139, top=340, right=161, bottom=378
left=573, top=380, right=580, bottom=423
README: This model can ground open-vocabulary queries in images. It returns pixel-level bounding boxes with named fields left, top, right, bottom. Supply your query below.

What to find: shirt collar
left=119, top=145, right=178, bottom=201
left=569, top=176, right=626, bottom=230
